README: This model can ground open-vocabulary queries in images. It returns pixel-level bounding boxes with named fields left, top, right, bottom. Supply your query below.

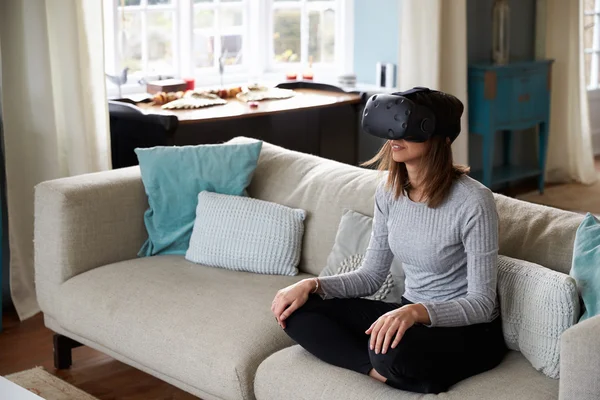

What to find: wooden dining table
left=138, top=88, right=363, bottom=124
left=134, top=87, right=366, bottom=166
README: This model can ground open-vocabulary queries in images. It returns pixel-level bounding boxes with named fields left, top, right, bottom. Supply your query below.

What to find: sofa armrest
left=34, top=166, right=148, bottom=314
left=559, top=314, right=600, bottom=400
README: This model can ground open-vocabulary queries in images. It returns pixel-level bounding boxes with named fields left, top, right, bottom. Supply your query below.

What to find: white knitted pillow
left=327, top=253, right=398, bottom=302
left=497, top=255, right=580, bottom=379
left=318, top=209, right=405, bottom=303
left=185, top=191, right=306, bottom=275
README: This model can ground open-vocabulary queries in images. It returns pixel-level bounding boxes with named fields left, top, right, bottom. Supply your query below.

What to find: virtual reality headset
left=361, top=87, right=460, bottom=143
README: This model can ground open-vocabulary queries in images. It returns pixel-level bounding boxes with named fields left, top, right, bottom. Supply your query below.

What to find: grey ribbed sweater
left=318, top=175, right=500, bottom=327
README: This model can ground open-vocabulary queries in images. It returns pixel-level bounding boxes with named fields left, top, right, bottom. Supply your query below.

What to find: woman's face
left=389, top=139, right=430, bottom=164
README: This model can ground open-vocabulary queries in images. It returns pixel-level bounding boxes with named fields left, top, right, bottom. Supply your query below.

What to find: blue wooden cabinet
left=467, top=60, right=554, bottom=193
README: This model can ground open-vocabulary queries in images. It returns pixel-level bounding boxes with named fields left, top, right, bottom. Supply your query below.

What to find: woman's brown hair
left=361, top=90, right=470, bottom=208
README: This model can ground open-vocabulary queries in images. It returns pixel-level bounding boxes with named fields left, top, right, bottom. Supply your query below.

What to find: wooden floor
left=496, top=155, right=600, bottom=197
left=0, top=308, right=198, bottom=399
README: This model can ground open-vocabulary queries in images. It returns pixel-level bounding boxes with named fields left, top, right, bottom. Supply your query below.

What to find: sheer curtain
left=398, top=0, right=469, bottom=165
left=542, top=0, right=597, bottom=184
left=0, top=0, right=110, bottom=320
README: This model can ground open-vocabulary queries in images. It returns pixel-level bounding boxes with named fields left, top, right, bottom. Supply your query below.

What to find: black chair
left=108, top=101, right=179, bottom=169
left=275, top=80, right=348, bottom=93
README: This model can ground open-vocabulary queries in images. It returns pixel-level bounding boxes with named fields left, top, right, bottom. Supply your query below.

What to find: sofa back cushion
left=227, top=137, right=584, bottom=277
left=228, top=137, right=381, bottom=276
left=494, top=194, right=584, bottom=275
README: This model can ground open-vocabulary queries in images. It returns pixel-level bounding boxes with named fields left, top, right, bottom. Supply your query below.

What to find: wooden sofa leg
left=53, top=334, right=83, bottom=369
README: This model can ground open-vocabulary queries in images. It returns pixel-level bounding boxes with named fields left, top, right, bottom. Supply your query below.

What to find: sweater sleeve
left=318, top=182, right=395, bottom=299
left=420, top=188, right=499, bottom=327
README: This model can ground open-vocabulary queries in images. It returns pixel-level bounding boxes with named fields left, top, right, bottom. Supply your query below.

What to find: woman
left=270, top=88, right=507, bottom=394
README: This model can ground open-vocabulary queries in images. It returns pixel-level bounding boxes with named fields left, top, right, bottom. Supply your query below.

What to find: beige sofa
left=34, top=137, right=599, bottom=400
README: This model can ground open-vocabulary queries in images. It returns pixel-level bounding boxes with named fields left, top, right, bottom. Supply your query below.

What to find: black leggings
left=283, top=294, right=507, bottom=394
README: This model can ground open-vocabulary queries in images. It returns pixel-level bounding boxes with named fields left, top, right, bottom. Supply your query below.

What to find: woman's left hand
left=366, top=304, right=429, bottom=355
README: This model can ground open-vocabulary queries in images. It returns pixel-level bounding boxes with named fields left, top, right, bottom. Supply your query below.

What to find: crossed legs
left=283, top=294, right=506, bottom=394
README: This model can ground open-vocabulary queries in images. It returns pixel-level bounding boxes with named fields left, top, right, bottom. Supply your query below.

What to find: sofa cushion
left=497, top=255, right=579, bottom=378
left=571, top=213, right=600, bottom=322
left=186, top=191, right=306, bottom=276
left=254, top=346, right=559, bottom=400
left=55, top=255, right=310, bottom=400
left=319, top=208, right=405, bottom=303
left=494, top=193, right=584, bottom=275
left=227, top=137, right=382, bottom=276
left=135, top=140, right=263, bottom=257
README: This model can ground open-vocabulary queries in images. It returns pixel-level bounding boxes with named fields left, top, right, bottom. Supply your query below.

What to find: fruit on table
left=205, top=86, right=243, bottom=99
left=228, top=86, right=243, bottom=97
left=215, top=86, right=242, bottom=99
left=152, top=90, right=186, bottom=105
left=217, top=89, right=227, bottom=99
left=152, top=86, right=244, bottom=106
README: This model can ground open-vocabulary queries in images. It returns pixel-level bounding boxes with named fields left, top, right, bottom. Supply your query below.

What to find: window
left=103, top=0, right=349, bottom=92
left=585, top=0, right=600, bottom=89
left=271, top=0, right=337, bottom=65
left=193, top=0, right=246, bottom=71
left=107, top=0, right=179, bottom=77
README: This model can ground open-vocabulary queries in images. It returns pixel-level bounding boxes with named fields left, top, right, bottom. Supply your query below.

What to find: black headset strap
left=445, top=122, right=461, bottom=137
left=391, top=87, right=437, bottom=97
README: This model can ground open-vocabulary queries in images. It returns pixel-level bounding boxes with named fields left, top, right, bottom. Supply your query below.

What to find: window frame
left=585, top=0, right=600, bottom=92
left=103, top=0, right=353, bottom=96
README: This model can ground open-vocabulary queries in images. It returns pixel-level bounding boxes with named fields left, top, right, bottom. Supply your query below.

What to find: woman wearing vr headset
left=271, top=87, right=507, bottom=394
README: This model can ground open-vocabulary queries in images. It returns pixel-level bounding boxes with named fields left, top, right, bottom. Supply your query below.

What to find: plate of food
left=161, top=91, right=227, bottom=109
left=236, top=84, right=296, bottom=102
left=152, top=87, right=242, bottom=109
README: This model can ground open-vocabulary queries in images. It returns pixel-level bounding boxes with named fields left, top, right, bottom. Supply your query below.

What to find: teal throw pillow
left=570, top=213, right=600, bottom=322
left=135, top=140, right=263, bottom=257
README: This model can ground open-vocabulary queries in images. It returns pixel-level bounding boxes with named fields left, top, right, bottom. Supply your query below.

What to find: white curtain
left=398, top=0, right=469, bottom=165
left=0, top=0, right=110, bottom=321
left=543, top=0, right=597, bottom=184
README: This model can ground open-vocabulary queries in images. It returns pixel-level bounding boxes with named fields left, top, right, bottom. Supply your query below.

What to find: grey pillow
left=185, top=191, right=306, bottom=275
left=319, top=209, right=405, bottom=303
left=497, top=255, right=579, bottom=379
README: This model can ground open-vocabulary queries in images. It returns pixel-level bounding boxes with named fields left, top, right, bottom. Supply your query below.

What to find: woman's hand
left=366, top=304, right=430, bottom=355
left=271, top=279, right=315, bottom=329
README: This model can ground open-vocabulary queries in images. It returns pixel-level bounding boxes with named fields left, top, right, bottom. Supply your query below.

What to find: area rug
left=517, top=174, right=600, bottom=215
left=6, top=367, right=98, bottom=400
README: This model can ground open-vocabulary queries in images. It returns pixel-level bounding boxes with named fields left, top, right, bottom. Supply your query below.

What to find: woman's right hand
left=271, top=279, right=316, bottom=329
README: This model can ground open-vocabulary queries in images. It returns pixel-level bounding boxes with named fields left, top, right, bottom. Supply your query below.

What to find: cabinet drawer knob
left=518, top=93, right=530, bottom=102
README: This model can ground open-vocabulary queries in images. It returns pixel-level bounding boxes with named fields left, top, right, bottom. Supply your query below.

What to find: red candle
left=184, top=77, right=195, bottom=90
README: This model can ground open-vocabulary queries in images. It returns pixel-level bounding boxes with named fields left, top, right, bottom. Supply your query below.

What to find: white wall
left=591, top=91, right=600, bottom=155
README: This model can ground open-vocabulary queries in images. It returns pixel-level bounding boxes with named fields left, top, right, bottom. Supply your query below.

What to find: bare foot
left=369, top=368, right=387, bottom=383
